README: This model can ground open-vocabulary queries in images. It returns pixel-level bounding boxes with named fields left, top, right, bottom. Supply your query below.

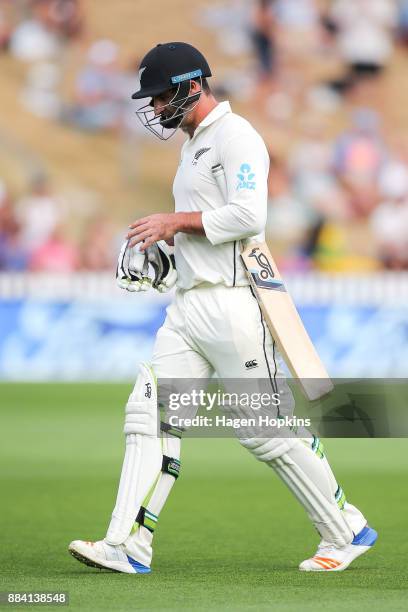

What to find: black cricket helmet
left=132, top=42, right=212, bottom=140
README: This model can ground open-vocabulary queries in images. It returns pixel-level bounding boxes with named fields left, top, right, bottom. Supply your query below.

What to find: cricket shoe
left=68, top=539, right=151, bottom=574
left=299, top=525, right=378, bottom=572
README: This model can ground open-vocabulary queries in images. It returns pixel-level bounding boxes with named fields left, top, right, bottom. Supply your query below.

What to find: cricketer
left=69, top=42, right=377, bottom=574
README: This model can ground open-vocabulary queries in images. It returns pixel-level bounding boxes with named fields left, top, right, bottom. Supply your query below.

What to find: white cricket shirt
left=173, top=101, right=269, bottom=290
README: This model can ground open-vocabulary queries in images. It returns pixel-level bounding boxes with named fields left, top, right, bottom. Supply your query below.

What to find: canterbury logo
left=192, top=147, right=211, bottom=165
left=249, top=247, right=274, bottom=280
left=245, top=360, right=258, bottom=370
left=145, top=383, right=152, bottom=398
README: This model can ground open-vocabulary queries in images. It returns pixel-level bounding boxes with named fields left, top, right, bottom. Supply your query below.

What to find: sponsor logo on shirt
left=192, top=147, right=211, bottom=165
left=237, top=163, right=256, bottom=190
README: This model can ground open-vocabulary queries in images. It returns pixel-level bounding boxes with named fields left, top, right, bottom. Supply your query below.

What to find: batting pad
left=270, top=439, right=354, bottom=547
left=124, top=431, right=181, bottom=568
left=105, top=364, right=162, bottom=545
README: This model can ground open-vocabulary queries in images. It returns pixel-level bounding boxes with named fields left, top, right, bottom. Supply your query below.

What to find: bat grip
left=211, top=164, right=228, bottom=201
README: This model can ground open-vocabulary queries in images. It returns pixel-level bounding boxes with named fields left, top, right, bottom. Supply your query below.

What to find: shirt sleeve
left=202, top=129, right=269, bottom=246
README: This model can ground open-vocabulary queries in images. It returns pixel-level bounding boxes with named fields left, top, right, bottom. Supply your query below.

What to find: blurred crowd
left=203, top=0, right=408, bottom=271
left=0, top=0, right=143, bottom=130
left=0, top=0, right=83, bottom=56
left=1, top=0, right=408, bottom=271
left=0, top=174, right=119, bottom=271
left=0, top=0, right=140, bottom=272
left=266, top=110, right=408, bottom=271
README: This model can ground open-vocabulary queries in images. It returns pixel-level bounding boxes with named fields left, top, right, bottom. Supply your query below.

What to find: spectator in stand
left=250, top=0, right=276, bottom=83
left=266, top=156, right=318, bottom=270
left=332, top=108, right=386, bottom=217
left=15, top=174, right=62, bottom=252
left=20, top=61, right=62, bottom=119
left=0, top=1, right=11, bottom=51
left=274, top=0, right=318, bottom=30
left=61, top=39, right=125, bottom=132
left=79, top=216, right=116, bottom=270
left=273, top=0, right=320, bottom=56
left=29, top=225, right=78, bottom=271
left=0, top=183, right=28, bottom=270
left=289, top=115, right=350, bottom=220
left=10, top=0, right=61, bottom=62
left=43, top=0, right=84, bottom=41
left=370, top=160, right=408, bottom=269
left=329, top=0, right=398, bottom=81
left=397, top=0, right=408, bottom=45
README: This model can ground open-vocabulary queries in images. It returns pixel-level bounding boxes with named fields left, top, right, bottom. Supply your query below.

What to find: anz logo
left=237, top=163, right=256, bottom=190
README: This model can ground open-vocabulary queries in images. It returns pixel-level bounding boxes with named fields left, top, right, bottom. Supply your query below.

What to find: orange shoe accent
left=314, top=556, right=341, bottom=569
left=313, top=558, right=332, bottom=570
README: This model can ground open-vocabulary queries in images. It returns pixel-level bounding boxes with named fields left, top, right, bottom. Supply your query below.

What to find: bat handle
left=211, top=164, right=228, bottom=201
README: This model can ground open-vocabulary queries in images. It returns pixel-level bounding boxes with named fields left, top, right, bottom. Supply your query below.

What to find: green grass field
left=1, top=384, right=408, bottom=611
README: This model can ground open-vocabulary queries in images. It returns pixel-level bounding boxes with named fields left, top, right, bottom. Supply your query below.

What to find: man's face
left=151, top=81, right=201, bottom=131
left=151, top=89, right=183, bottom=129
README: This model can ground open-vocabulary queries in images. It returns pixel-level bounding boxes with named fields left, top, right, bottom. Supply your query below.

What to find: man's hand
left=127, top=214, right=179, bottom=250
left=116, top=239, right=177, bottom=293
left=127, top=211, right=204, bottom=249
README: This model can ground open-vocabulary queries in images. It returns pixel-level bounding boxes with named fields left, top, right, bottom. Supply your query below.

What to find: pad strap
left=162, top=455, right=181, bottom=479
left=135, top=506, right=158, bottom=533
left=160, top=421, right=183, bottom=438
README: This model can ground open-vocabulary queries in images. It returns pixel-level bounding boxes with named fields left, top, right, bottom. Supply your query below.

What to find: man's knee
left=124, top=363, right=158, bottom=436
left=239, top=436, right=299, bottom=462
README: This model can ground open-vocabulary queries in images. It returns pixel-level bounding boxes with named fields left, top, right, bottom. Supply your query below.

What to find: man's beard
left=159, top=112, right=183, bottom=130
left=158, top=98, right=196, bottom=130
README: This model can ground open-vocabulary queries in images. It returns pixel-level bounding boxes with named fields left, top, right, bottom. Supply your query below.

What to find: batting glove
left=146, top=240, right=177, bottom=293
left=116, top=240, right=151, bottom=292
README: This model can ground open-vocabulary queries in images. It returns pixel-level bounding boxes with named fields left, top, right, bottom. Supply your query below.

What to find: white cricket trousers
left=149, top=284, right=366, bottom=546
left=152, top=284, right=285, bottom=384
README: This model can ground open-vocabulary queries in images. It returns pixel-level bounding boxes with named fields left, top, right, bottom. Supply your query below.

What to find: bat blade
left=241, top=242, right=334, bottom=401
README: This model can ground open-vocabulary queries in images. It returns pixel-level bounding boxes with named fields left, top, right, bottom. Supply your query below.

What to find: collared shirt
left=173, top=101, right=269, bottom=290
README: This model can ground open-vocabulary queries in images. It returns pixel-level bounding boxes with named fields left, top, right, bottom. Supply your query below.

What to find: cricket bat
left=211, top=163, right=333, bottom=401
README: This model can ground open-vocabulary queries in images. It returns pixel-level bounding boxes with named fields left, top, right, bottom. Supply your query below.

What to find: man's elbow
left=237, top=208, right=266, bottom=238
left=202, top=206, right=266, bottom=245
